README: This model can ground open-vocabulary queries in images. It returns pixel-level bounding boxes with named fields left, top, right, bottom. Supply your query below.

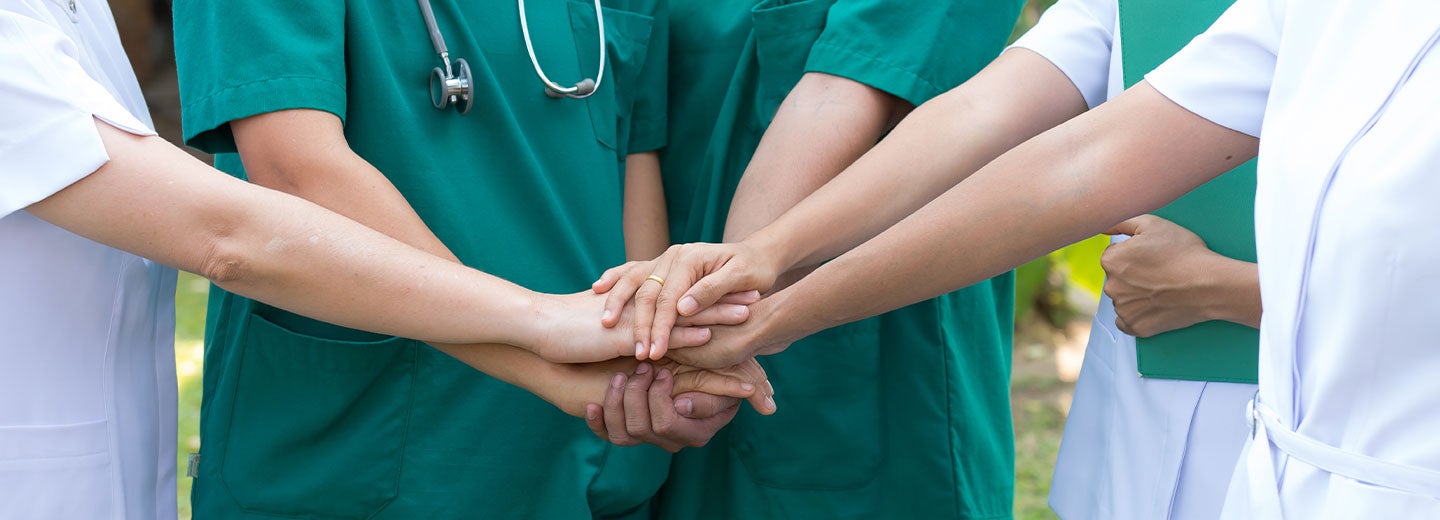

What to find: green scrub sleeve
left=804, top=0, right=1023, bottom=106
left=173, top=0, right=348, bottom=154
left=625, top=1, right=668, bottom=154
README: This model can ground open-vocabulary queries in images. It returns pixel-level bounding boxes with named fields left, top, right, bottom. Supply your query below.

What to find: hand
left=592, top=242, right=782, bottom=360
left=527, top=290, right=753, bottom=363
left=1101, top=215, right=1261, bottom=337
left=542, top=356, right=776, bottom=419
left=583, top=360, right=776, bottom=452
left=662, top=296, right=798, bottom=369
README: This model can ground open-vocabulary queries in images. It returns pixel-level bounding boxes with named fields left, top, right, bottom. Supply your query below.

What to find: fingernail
left=649, top=343, right=662, bottom=359
left=733, top=306, right=747, bottom=318
left=766, top=396, right=776, bottom=410
left=741, top=383, right=755, bottom=392
left=678, top=296, right=698, bottom=315
left=611, top=374, right=625, bottom=389
left=656, top=368, right=671, bottom=381
left=586, top=406, right=600, bottom=420
left=676, top=398, right=693, bottom=417
left=602, top=309, right=613, bottom=321
left=635, top=363, right=650, bottom=375
left=635, top=342, right=645, bottom=358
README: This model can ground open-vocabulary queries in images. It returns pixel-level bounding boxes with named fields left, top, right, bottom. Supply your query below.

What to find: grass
left=174, top=272, right=207, bottom=519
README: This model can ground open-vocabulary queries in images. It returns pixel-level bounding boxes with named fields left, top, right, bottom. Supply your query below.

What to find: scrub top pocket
left=570, top=2, right=654, bottom=151
left=732, top=319, right=885, bottom=490
left=217, top=313, right=418, bottom=519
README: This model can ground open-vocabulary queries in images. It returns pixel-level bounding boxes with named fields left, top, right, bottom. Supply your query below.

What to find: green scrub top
left=655, top=0, right=1022, bottom=518
left=174, top=0, right=670, bottom=518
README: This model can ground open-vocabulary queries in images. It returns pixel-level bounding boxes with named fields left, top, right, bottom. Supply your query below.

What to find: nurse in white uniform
left=1140, top=0, right=1440, bottom=516
left=0, top=2, right=771, bottom=516
left=1012, top=2, right=1259, bottom=518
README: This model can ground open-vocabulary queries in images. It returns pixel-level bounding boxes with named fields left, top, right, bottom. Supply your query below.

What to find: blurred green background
left=132, top=1, right=1094, bottom=518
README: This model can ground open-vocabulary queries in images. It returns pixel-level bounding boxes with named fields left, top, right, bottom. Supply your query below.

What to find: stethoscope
left=418, top=0, right=607, bottom=115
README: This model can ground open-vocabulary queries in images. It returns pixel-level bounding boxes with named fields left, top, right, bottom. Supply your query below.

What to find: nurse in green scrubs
left=171, top=0, right=717, bottom=517
left=603, top=0, right=1022, bottom=517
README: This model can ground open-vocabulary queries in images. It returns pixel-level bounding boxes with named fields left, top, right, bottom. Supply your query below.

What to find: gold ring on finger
left=645, top=275, right=666, bottom=287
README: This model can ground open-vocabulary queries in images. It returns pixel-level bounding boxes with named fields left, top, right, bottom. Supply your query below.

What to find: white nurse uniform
left=1, top=0, right=175, bottom=518
left=1146, top=0, right=1440, bottom=516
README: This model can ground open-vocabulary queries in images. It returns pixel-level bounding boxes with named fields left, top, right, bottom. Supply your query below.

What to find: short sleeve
left=1010, top=0, right=1116, bottom=109
left=625, top=0, right=668, bottom=154
left=172, top=0, right=347, bottom=153
left=1145, top=0, right=1283, bottom=137
left=0, top=10, right=153, bottom=218
left=803, top=0, right=1023, bottom=106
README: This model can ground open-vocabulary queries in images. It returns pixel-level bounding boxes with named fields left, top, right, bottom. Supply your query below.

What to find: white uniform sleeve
left=1144, top=0, right=1284, bottom=137
left=0, top=9, right=153, bottom=218
left=1010, top=0, right=1116, bottom=109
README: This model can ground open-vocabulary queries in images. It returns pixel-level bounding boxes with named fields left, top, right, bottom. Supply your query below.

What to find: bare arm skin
left=1102, top=215, right=1262, bottom=336
left=599, top=49, right=1090, bottom=355
left=623, top=152, right=671, bottom=260
left=27, top=120, right=776, bottom=422
left=663, top=82, right=1261, bottom=368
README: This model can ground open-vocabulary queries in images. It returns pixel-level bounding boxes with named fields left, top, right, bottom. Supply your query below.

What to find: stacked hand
left=519, top=287, right=778, bottom=451
left=591, top=242, right=792, bottom=365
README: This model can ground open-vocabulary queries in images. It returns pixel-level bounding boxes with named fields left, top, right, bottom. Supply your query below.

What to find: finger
left=648, top=369, right=711, bottom=448
left=665, top=345, right=732, bottom=370
left=672, top=392, right=740, bottom=420
left=600, top=264, right=648, bottom=328
left=674, top=303, right=749, bottom=327
left=678, top=266, right=763, bottom=318
left=649, top=256, right=706, bottom=360
left=623, top=363, right=658, bottom=439
left=666, top=327, right=712, bottom=348
left=633, top=258, right=676, bottom=359
left=716, top=290, right=762, bottom=305
left=592, top=262, right=637, bottom=294
left=728, top=360, right=777, bottom=415
left=1104, top=215, right=1155, bottom=236
left=584, top=403, right=608, bottom=440
left=671, top=368, right=756, bottom=399
left=602, top=373, right=639, bottom=446
left=1114, top=315, right=1136, bottom=337
left=648, top=369, right=692, bottom=446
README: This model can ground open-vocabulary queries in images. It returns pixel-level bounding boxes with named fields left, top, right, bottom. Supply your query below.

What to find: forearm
left=722, top=72, right=910, bottom=242
left=744, top=50, right=1090, bottom=272
left=623, top=152, right=670, bottom=260
left=1202, top=258, right=1262, bottom=328
left=29, top=122, right=546, bottom=347
left=762, top=84, right=1259, bottom=339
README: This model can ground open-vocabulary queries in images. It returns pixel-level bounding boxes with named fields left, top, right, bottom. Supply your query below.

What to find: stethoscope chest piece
left=430, top=58, right=473, bottom=114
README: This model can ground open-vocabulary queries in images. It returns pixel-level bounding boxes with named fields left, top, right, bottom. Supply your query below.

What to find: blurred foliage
left=1011, top=0, right=1107, bottom=330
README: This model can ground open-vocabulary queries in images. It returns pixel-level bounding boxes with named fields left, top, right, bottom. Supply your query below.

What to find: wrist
left=746, top=228, right=800, bottom=280
left=749, top=290, right=805, bottom=354
left=507, top=290, right=554, bottom=353
left=1198, top=255, right=1262, bottom=327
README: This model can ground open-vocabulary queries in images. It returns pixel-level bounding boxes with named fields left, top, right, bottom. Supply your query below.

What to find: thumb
left=1104, top=215, right=1151, bottom=237
left=678, top=267, right=767, bottom=317
left=672, top=392, right=740, bottom=420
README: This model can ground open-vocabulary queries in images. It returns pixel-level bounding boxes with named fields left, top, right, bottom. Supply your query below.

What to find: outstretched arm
left=600, top=49, right=1090, bottom=356
left=27, top=121, right=776, bottom=418
left=665, top=83, right=1260, bottom=368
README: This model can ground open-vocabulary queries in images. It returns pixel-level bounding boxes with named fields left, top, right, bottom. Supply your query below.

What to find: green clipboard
left=1119, top=0, right=1259, bottom=384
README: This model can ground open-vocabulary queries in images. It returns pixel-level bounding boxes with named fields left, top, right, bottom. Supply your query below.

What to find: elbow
left=197, top=226, right=256, bottom=287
